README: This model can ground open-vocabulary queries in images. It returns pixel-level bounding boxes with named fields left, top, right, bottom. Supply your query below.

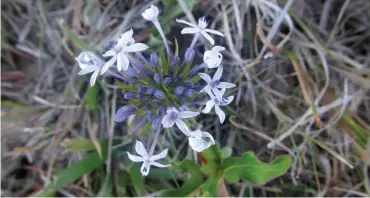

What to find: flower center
left=169, top=112, right=179, bottom=121
left=210, top=80, right=220, bottom=88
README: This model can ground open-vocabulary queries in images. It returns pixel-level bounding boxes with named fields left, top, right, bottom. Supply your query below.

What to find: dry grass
left=1, top=0, right=370, bottom=196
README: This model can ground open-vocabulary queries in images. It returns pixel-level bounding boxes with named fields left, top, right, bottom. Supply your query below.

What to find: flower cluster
left=75, top=5, right=235, bottom=176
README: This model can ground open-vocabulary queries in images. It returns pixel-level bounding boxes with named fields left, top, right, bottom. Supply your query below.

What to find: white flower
left=203, top=46, right=225, bottom=68
left=101, top=29, right=149, bottom=73
left=75, top=51, right=103, bottom=86
left=188, top=129, right=215, bottom=152
left=162, top=107, right=199, bottom=136
left=127, top=141, right=171, bottom=176
left=202, top=88, right=234, bottom=123
left=176, top=17, right=224, bottom=45
left=199, top=66, right=236, bottom=97
left=142, top=5, right=159, bottom=22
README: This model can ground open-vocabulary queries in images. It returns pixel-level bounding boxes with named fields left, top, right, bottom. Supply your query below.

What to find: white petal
left=215, top=105, right=225, bottom=123
left=176, top=19, right=197, bottom=28
left=201, top=31, right=215, bottom=45
left=181, top=27, right=200, bottom=34
left=117, top=52, right=129, bottom=71
left=150, top=148, right=168, bottom=161
left=202, top=100, right=215, bottom=113
left=135, top=141, right=148, bottom=158
left=212, top=46, right=226, bottom=52
left=219, top=88, right=226, bottom=96
left=213, top=88, right=223, bottom=99
left=217, top=82, right=236, bottom=89
left=150, top=162, right=171, bottom=168
left=178, top=111, right=200, bottom=119
left=101, top=56, right=117, bottom=74
left=78, top=66, right=98, bottom=75
left=140, top=161, right=151, bottom=176
left=198, top=73, right=212, bottom=83
left=205, top=29, right=225, bottom=37
left=102, top=50, right=116, bottom=57
left=223, top=96, right=234, bottom=106
left=90, top=71, right=99, bottom=86
left=117, top=29, right=134, bottom=47
left=123, top=43, right=149, bottom=53
left=175, top=119, right=190, bottom=136
left=201, top=132, right=215, bottom=145
left=190, top=129, right=202, bottom=139
left=127, top=152, right=144, bottom=162
left=166, top=107, right=178, bottom=114
left=161, top=114, right=175, bottom=128
left=188, top=137, right=205, bottom=148
left=213, top=66, right=223, bottom=80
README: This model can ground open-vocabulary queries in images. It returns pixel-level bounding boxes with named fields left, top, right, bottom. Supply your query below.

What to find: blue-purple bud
left=185, top=89, right=195, bottom=97
left=183, top=48, right=195, bottom=66
left=147, top=111, right=155, bottom=119
left=114, top=105, right=136, bottom=122
left=124, top=91, right=136, bottom=100
left=145, top=104, right=152, bottom=110
left=171, top=56, right=180, bottom=67
left=137, top=92, right=145, bottom=99
left=187, top=63, right=206, bottom=77
left=164, top=77, right=172, bottom=84
left=154, top=89, right=166, bottom=99
left=130, top=57, right=151, bottom=77
left=154, top=73, right=160, bottom=83
left=126, top=67, right=137, bottom=77
left=150, top=52, right=159, bottom=67
left=147, top=88, right=155, bottom=95
left=175, top=86, right=184, bottom=95
left=179, top=105, right=189, bottom=111
left=138, top=86, right=146, bottom=92
left=184, top=82, right=194, bottom=88
left=176, top=76, right=183, bottom=82
left=152, top=116, right=162, bottom=131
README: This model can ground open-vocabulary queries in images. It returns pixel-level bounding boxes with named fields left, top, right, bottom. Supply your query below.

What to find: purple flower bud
left=115, top=105, right=136, bottom=122
left=187, top=63, right=206, bottom=77
left=171, top=56, right=180, bottom=67
left=154, top=89, right=166, bottom=99
left=154, top=73, right=161, bottom=83
left=150, top=52, right=159, bottom=67
left=145, top=104, right=152, bottom=110
left=124, top=91, right=136, bottom=100
left=138, top=86, right=146, bottom=92
left=130, top=57, right=151, bottom=77
left=175, top=86, right=184, bottom=95
left=106, top=70, right=138, bottom=83
left=183, top=48, right=195, bottom=66
left=176, top=76, right=183, bottom=82
left=147, top=111, right=155, bottom=119
left=147, top=88, right=155, bottom=95
left=160, top=106, right=166, bottom=115
left=185, top=89, right=195, bottom=97
left=164, top=77, right=172, bottom=84
left=126, top=68, right=137, bottom=77
left=152, top=116, right=162, bottom=131
left=184, top=82, right=194, bottom=88
left=137, top=92, right=145, bottom=99
left=179, top=105, right=189, bottom=111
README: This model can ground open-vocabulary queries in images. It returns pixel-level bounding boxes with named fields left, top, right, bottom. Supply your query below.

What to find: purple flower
left=184, top=82, right=194, bottom=88
left=124, top=91, right=136, bottom=99
left=115, top=105, right=137, bottom=122
left=126, top=67, right=138, bottom=77
left=137, top=92, right=145, bottom=99
left=175, top=86, right=184, bottom=95
left=164, top=77, right=172, bottom=84
left=147, top=88, right=155, bottom=95
left=154, top=73, right=161, bottom=83
left=185, top=89, right=195, bottom=97
left=138, top=86, right=146, bottom=92
left=154, top=89, right=166, bottom=99
left=150, top=52, right=159, bottom=67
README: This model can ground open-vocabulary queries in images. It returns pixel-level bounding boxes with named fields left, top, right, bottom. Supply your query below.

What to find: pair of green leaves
left=161, top=145, right=293, bottom=197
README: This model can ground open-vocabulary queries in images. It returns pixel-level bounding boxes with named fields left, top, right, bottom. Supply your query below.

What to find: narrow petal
left=176, top=19, right=197, bottom=28
left=150, top=148, right=168, bottom=161
left=188, top=137, right=205, bottom=149
left=202, top=100, right=215, bottom=113
left=175, top=119, right=190, bottom=136
left=190, top=129, right=202, bottom=139
left=90, top=71, right=99, bottom=86
left=101, top=56, right=117, bottom=74
left=166, top=107, right=178, bottom=114
left=102, top=50, right=115, bottom=57
left=213, top=66, right=223, bottom=80
left=201, top=132, right=215, bottom=145
left=118, top=52, right=130, bottom=71
left=217, top=82, right=236, bottom=89
left=213, top=46, right=226, bottom=52
left=78, top=66, right=98, bottom=75
left=213, top=88, right=223, bottom=100
left=161, top=114, right=175, bottom=128
left=205, top=29, right=225, bottom=36
left=135, top=141, right=149, bottom=158
left=150, top=162, right=171, bottom=168
left=198, top=73, right=212, bottom=83
left=140, top=161, right=151, bottom=176
left=117, top=29, right=134, bottom=46
left=223, top=96, right=234, bottom=106
left=127, top=152, right=144, bottom=162
left=179, top=111, right=200, bottom=119
left=181, top=27, right=200, bottom=34
left=201, top=31, right=215, bottom=45
left=215, top=105, right=226, bottom=123
left=123, top=43, right=149, bottom=52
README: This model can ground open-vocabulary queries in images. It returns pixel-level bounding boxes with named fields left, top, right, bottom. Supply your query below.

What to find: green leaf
left=221, top=147, right=232, bottom=159
left=160, top=160, right=206, bottom=197
left=160, top=0, right=197, bottom=24
left=130, top=164, right=146, bottom=196
left=86, top=84, right=100, bottom=110
left=59, top=20, right=90, bottom=50
left=62, top=138, right=101, bottom=153
left=223, top=152, right=293, bottom=185
left=202, top=178, right=219, bottom=197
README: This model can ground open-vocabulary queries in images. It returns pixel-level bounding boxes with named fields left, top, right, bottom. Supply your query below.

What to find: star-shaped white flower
left=188, top=129, right=215, bottom=152
left=127, top=141, right=171, bottom=176
left=141, top=5, right=159, bottom=22
left=75, top=51, right=103, bottom=86
left=176, top=17, right=224, bottom=45
left=199, top=66, right=236, bottom=97
left=202, top=88, right=234, bottom=123
left=162, top=107, right=199, bottom=136
left=101, top=29, right=149, bottom=74
left=203, top=46, right=225, bottom=68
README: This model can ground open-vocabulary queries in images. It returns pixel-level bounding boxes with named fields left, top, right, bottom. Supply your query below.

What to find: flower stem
left=190, top=33, right=200, bottom=49
left=153, top=20, right=171, bottom=57
left=149, top=127, right=162, bottom=156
